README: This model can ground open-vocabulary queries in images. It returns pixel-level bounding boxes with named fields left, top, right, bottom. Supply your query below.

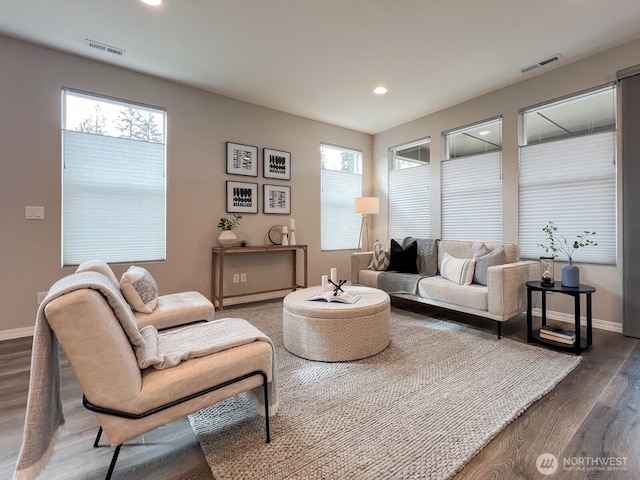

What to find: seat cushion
left=417, top=275, right=488, bottom=311
left=358, top=269, right=382, bottom=287
left=135, top=291, right=215, bottom=330
left=97, top=339, right=274, bottom=446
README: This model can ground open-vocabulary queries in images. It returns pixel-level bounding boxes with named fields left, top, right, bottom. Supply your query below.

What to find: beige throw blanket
left=13, top=271, right=278, bottom=480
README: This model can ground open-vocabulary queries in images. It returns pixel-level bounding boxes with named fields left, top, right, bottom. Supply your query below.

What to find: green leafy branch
left=538, top=221, right=597, bottom=260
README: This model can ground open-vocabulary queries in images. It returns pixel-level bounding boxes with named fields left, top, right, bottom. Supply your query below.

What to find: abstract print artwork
left=226, top=181, right=258, bottom=214
left=263, top=148, right=291, bottom=180
left=226, top=142, right=258, bottom=176
left=263, top=184, right=291, bottom=214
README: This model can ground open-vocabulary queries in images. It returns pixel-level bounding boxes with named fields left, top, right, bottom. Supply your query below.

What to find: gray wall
left=0, top=35, right=372, bottom=335
left=372, top=37, right=640, bottom=327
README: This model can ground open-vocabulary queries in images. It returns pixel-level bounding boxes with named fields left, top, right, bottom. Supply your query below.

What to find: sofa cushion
left=386, top=239, right=418, bottom=274
left=438, top=240, right=519, bottom=267
left=473, top=245, right=507, bottom=286
left=368, top=239, right=390, bottom=271
left=440, top=253, right=475, bottom=285
left=120, top=266, right=159, bottom=314
left=418, top=276, right=488, bottom=311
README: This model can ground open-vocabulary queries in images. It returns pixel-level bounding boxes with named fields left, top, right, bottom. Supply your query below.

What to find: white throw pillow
left=440, top=252, right=476, bottom=286
left=120, top=266, right=159, bottom=313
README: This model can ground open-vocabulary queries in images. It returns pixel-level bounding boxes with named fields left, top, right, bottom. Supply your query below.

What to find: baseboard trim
left=215, top=290, right=290, bottom=309
left=531, top=308, right=622, bottom=333
left=0, top=326, right=34, bottom=341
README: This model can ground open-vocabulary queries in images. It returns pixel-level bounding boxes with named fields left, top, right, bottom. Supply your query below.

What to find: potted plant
left=538, top=221, right=597, bottom=287
left=217, top=214, right=242, bottom=247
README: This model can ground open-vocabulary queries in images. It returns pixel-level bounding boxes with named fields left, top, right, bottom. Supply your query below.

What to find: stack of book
left=539, top=325, right=576, bottom=345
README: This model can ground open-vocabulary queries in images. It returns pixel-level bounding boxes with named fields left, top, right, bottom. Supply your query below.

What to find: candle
left=330, top=267, right=337, bottom=284
left=321, top=275, right=330, bottom=291
left=290, top=218, right=295, bottom=230
left=281, top=226, right=288, bottom=234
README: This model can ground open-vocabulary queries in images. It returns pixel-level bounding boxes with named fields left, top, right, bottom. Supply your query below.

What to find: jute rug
left=188, top=302, right=580, bottom=479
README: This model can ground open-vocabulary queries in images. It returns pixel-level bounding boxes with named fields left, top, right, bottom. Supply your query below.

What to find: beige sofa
left=351, top=239, right=539, bottom=337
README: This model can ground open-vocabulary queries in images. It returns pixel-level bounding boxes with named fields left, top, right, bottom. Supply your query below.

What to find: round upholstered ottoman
left=283, top=286, right=390, bottom=362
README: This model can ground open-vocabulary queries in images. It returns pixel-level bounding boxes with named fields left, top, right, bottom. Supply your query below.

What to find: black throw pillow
left=385, top=239, right=418, bottom=274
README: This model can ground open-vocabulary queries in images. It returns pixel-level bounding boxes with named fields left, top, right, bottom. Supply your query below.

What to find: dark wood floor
left=2, top=299, right=639, bottom=479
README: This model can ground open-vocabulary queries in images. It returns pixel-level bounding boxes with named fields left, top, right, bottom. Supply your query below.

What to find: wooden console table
left=211, top=244, right=308, bottom=311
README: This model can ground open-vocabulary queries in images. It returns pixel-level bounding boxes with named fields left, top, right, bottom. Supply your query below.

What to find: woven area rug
left=189, top=302, right=580, bottom=480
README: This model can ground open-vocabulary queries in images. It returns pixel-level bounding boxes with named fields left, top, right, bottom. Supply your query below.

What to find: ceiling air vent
left=520, top=53, right=563, bottom=74
left=85, top=39, right=125, bottom=57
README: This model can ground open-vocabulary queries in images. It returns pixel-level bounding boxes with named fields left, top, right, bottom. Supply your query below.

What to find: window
left=62, top=89, right=167, bottom=265
left=442, top=117, right=502, bottom=241
left=388, top=139, right=430, bottom=239
left=518, top=86, right=616, bottom=264
left=320, top=144, right=362, bottom=250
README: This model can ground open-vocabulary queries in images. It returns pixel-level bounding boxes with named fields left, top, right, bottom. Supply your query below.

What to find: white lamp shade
left=354, top=197, right=379, bottom=215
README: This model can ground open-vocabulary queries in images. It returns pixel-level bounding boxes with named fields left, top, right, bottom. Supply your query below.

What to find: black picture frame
left=263, top=184, right=291, bottom=214
left=263, top=148, right=291, bottom=180
left=226, top=181, right=258, bottom=214
left=226, top=142, right=258, bottom=176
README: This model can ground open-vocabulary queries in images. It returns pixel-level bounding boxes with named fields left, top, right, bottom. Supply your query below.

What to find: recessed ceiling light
left=373, top=86, right=388, bottom=95
left=478, top=130, right=491, bottom=136
left=140, top=0, right=162, bottom=6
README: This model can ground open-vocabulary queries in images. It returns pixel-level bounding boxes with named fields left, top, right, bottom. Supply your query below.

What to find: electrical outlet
left=233, top=273, right=240, bottom=283
left=240, top=273, right=247, bottom=283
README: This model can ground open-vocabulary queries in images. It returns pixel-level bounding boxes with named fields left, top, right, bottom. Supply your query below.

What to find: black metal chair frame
left=85, top=369, right=271, bottom=480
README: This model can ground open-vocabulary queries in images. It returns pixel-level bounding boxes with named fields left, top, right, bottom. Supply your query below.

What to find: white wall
left=372, top=37, right=640, bottom=326
left=0, top=35, right=371, bottom=335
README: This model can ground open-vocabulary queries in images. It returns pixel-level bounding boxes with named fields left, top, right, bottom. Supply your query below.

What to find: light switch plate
left=25, top=206, right=45, bottom=219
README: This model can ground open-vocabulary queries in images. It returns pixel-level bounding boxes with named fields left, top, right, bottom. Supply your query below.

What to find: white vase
left=218, top=230, right=238, bottom=247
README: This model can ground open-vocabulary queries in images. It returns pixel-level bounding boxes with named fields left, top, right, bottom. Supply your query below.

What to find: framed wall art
left=263, top=148, right=291, bottom=180
left=226, top=181, right=258, bottom=214
left=263, top=184, right=291, bottom=214
left=226, top=142, right=258, bottom=176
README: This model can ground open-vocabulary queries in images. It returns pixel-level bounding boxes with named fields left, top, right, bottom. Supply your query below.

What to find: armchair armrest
left=486, top=260, right=539, bottom=318
left=351, top=251, right=373, bottom=284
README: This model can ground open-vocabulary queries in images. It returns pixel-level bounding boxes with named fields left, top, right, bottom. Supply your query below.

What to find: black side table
left=526, top=280, right=595, bottom=355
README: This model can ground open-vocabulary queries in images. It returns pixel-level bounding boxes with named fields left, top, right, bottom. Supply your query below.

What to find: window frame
left=441, top=117, right=503, bottom=242
left=517, top=84, right=617, bottom=265
left=388, top=138, right=431, bottom=240
left=61, top=88, right=167, bottom=266
left=320, top=143, right=363, bottom=251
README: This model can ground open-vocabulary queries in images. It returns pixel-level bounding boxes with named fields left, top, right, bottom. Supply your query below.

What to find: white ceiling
left=1, top=0, right=640, bottom=134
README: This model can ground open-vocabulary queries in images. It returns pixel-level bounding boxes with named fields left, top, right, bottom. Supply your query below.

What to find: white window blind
left=518, top=131, right=616, bottom=264
left=388, top=164, right=430, bottom=239
left=441, top=151, right=502, bottom=241
left=321, top=169, right=362, bottom=250
left=62, top=90, right=166, bottom=265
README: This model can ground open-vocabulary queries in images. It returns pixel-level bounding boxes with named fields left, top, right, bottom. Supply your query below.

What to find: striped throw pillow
left=440, top=252, right=476, bottom=285
left=367, top=240, right=390, bottom=271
